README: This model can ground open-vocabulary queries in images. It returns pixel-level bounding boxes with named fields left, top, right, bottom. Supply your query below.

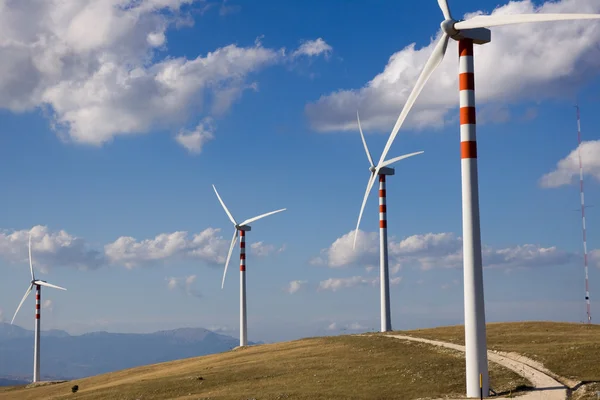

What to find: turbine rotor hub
left=440, top=19, right=459, bottom=37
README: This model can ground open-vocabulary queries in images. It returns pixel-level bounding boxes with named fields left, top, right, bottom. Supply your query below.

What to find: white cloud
left=326, top=322, right=337, bottom=331
left=166, top=274, right=201, bottom=298
left=315, top=230, right=580, bottom=271
left=318, top=276, right=378, bottom=292
left=175, top=117, right=215, bottom=154
left=591, top=250, right=600, bottom=269
left=105, top=228, right=228, bottom=268
left=306, top=0, right=600, bottom=133
left=219, top=0, right=241, bottom=16
left=318, top=274, right=402, bottom=292
left=104, top=227, right=281, bottom=268
left=540, top=140, right=600, bottom=188
left=0, top=0, right=330, bottom=148
left=0, top=225, right=105, bottom=271
left=208, top=325, right=235, bottom=333
left=42, top=299, right=54, bottom=312
left=286, top=280, right=307, bottom=294
left=250, top=241, right=277, bottom=257
left=310, top=230, right=379, bottom=267
left=292, top=38, right=332, bottom=59
left=0, top=225, right=283, bottom=270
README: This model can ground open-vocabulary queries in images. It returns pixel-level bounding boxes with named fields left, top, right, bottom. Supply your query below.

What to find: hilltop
left=1, top=322, right=597, bottom=399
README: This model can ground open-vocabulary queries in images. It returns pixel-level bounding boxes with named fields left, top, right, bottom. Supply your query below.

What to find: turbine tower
left=213, top=185, right=285, bottom=347
left=11, top=233, right=67, bottom=383
left=575, top=106, right=592, bottom=324
left=372, top=2, right=600, bottom=397
left=353, top=111, right=423, bottom=332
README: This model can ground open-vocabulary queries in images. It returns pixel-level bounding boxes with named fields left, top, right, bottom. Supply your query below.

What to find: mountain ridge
left=0, top=322, right=251, bottom=383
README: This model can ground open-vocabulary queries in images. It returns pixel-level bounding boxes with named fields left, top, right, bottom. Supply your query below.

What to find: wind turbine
left=11, top=233, right=66, bottom=383
left=212, top=184, right=285, bottom=347
left=372, top=1, right=600, bottom=397
left=353, top=111, right=423, bottom=333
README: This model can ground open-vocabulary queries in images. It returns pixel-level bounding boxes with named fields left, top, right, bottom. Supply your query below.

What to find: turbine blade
left=34, top=281, right=67, bottom=291
left=221, top=228, right=238, bottom=289
left=212, top=185, right=237, bottom=226
left=380, top=151, right=424, bottom=168
left=240, top=208, right=286, bottom=227
left=353, top=172, right=378, bottom=249
left=377, top=32, right=449, bottom=167
left=357, top=111, right=374, bottom=167
left=454, top=13, right=600, bottom=30
left=29, top=233, right=34, bottom=281
left=11, top=284, right=33, bottom=324
left=438, top=0, right=452, bottom=20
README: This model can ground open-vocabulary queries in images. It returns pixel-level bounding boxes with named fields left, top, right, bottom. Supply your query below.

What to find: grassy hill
left=0, top=333, right=526, bottom=400
left=400, top=321, right=599, bottom=382
left=1, top=322, right=597, bottom=400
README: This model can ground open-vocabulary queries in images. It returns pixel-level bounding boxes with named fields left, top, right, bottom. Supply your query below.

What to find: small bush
left=71, top=384, right=79, bottom=393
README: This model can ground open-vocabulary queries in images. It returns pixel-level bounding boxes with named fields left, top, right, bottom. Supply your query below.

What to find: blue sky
left=0, top=0, right=600, bottom=343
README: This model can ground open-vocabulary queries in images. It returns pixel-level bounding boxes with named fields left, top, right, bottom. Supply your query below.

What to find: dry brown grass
left=396, top=321, right=600, bottom=383
left=0, top=334, right=527, bottom=400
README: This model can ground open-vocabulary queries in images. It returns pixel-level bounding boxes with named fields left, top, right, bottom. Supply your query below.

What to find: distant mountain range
left=0, top=322, right=253, bottom=384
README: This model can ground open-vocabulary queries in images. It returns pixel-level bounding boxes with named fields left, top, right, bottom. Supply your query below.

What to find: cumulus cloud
left=318, top=275, right=401, bottom=292
left=0, top=225, right=281, bottom=270
left=306, top=0, right=600, bottom=133
left=175, top=117, right=215, bottom=154
left=318, top=276, right=377, bottom=292
left=311, top=230, right=379, bottom=267
left=0, top=0, right=331, bottom=148
left=539, top=140, right=600, bottom=188
left=208, top=325, right=235, bottom=333
left=166, top=274, right=201, bottom=298
left=105, top=228, right=282, bottom=268
left=105, top=228, right=232, bottom=268
left=219, top=0, right=241, bottom=16
left=42, top=299, right=54, bottom=312
left=286, top=280, right=307, bottom=294
left=591, top=250, right=600, bottom=269
left=314, top=230, right=580, bottom=271
left=0, top=225, right=105, bottom=271
left=250, top=241, right=285, bottom=257
left=292, top=38, right=332, bottom=59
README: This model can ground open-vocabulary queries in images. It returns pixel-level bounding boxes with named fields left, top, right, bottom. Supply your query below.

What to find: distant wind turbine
left=212, top=185, right=286, bottom=347
left=353, top=111, right=423, bottom=333
left=11, top=233, right=66, bottom=383
left=373, top=1, right=600, bottom=397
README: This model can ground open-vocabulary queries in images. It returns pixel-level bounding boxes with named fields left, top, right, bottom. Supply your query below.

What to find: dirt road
left=386, top=334, right=567, bottom=400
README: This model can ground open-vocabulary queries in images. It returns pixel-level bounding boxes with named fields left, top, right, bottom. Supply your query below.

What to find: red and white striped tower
left=459, top=38, right=489, bottom=397
left=239, top=229, right=248, bottom=346
left=576, top=106, right=592, bottom=324
left=34, top=284, right=41, bottom=382
left=379, top=174, right=392, bottom=332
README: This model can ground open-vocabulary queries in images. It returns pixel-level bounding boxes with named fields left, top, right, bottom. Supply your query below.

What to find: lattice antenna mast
left=576, top=105, right=591, bottom=324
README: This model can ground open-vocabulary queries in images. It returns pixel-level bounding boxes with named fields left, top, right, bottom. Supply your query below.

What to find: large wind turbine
left=11, top=234, right=67, bottom=383
left=353, top=111, right=423, bottom=332
left=212, top=185, right=285, bottom=347
left=373, top=2, right=600, bottom=397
